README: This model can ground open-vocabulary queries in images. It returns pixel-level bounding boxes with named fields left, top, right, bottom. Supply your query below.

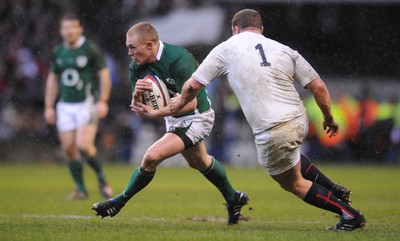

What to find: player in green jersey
left=92, top=22, right=248, bottom=225
left=44, top=13, right=113, bottom=200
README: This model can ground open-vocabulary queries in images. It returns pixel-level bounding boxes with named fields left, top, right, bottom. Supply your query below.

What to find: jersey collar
left=65, top=36, right=86, bottom=49
left=156, top=41, right=164, bottom=61
left=76, top=36, right=86, bottom=48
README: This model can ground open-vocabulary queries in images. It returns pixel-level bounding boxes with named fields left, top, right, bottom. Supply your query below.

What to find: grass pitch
left=0, top=163, right=399, bottom=241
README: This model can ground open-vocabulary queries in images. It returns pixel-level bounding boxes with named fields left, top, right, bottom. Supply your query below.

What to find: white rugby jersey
left=193, top=32, right=319, bottom=134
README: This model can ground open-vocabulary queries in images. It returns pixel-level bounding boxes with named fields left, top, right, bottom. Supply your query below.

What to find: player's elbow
left=306, top=78, right=328, bottom=94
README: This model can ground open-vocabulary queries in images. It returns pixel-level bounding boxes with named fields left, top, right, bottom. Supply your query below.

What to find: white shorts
left=56, top=100, right=98, bottom=132
left=255, top=114, right=309, bottom=176
left=165, top=109, right=214, bottom=149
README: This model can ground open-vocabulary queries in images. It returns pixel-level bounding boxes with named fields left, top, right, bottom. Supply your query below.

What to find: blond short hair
left=127, top=22, right=159, bottom=43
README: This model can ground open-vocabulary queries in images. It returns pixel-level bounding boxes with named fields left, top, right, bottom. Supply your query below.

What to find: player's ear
left=232, top=25, right=240, bottom=35
left=78, top=25, right=84, bottom=35
left=146, top=40, right=154, bottom=50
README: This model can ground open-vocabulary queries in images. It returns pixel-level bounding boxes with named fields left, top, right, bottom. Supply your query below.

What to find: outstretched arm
left=96, top=67, right=112, bottom=119
left=306, top=77, right=339, bottom=138
left=44, top=72, right=59, bottom=125
left=168, top=77, right=204, bottom=115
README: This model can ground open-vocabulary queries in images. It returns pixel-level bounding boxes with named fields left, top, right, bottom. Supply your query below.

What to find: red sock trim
left=304, top=163, right=313, bottom=175
left=316, top=193, right=355, bottom=218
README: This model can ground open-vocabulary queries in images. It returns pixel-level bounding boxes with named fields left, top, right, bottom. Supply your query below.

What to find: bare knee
left=62, top=145, right=79, bottom=160
left=77, top=141, right=95, bottom=156
left=141, top=150, right=164, bottom=172
left=278, top=181, right=299, bottom=193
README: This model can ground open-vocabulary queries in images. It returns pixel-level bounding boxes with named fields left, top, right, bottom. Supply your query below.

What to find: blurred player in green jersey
left=92, top=22, right=248, bottom=225
left=44, top=13, right=112, bottom=200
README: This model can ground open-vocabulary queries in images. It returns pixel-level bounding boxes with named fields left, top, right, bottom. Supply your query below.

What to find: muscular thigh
left=140, top=133, right=186, bottom=171
left=145, top=133, right=185, bottom=161
left=59, top=130, right=76, bottom=149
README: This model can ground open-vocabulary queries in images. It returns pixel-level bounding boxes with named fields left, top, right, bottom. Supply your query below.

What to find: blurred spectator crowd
left=303, top=89, right=400, bottom=164
left=0, top=0, right=399, bottom=165
left=206, top=80, right=400, bottom=165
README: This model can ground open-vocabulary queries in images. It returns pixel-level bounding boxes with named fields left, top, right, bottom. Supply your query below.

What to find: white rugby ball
left=142, top=75, right=170, bottom=110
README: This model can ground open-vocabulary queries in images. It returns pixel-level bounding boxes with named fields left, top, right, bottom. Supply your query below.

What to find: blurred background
left=1, top=0, right=400, bottom=166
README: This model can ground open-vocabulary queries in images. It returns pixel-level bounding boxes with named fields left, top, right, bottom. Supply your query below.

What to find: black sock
left=303, top=183, right=358, bottom=218
left=300, top=154, right=335, bottom=190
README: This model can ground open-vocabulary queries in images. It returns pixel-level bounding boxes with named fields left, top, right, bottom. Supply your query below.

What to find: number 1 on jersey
left=255, top=44, right=271, bottom=67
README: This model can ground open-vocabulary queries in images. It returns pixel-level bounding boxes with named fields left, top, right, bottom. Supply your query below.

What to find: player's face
left=126, top=33, right=155, bottom=65
left=60, top=19, right=83, bottom=46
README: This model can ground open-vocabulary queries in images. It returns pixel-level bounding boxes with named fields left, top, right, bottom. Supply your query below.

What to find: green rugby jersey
left=129, top=42, right=211, bottom=117
left=51, top=37, right=106, bottom=103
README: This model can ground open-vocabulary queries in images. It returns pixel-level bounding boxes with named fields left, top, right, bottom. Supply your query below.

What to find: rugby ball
left=142, top=75, right=170, bottom=110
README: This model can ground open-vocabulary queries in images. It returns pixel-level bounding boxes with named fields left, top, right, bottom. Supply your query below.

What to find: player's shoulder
left=259, top=36, right=297, bottom=56
left=163, top=42, right=194, bottom=60
left=266, top=37, right=290, bottom=48
left=82, top=38, right=102, bottom=53
left=231, top=32, right=290, bottom=49
left=163, top=42, right=187, bottom=52
left=52, top=43, right=65, bottom=55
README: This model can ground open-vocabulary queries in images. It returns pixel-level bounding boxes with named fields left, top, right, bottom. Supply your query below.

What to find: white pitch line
left=0, top=214, right=167, bottom=221
left=20, top=214, right=94, bottom=219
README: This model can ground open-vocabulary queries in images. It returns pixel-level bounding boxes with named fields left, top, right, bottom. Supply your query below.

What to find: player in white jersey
left=169, top=9, right=366, bottom=231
